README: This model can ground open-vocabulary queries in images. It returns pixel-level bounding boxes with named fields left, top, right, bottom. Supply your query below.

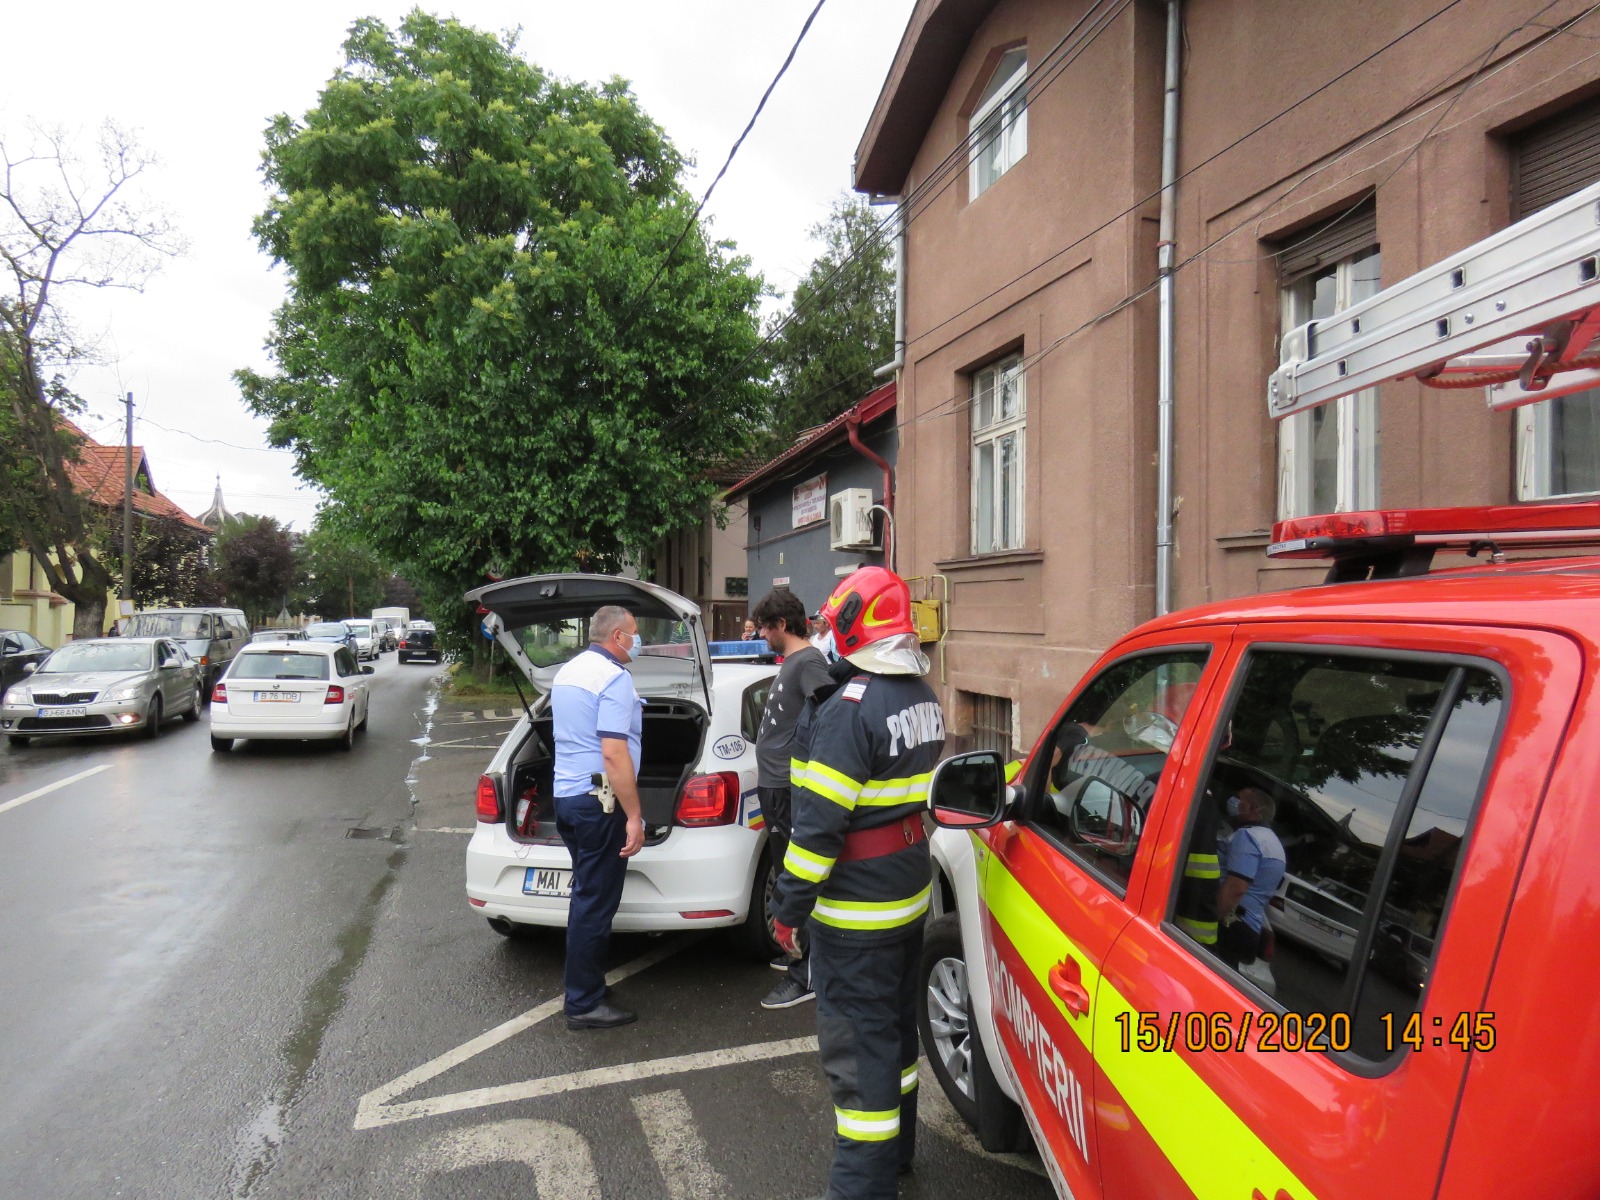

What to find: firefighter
left=769, top=565, right=945, bottom=1200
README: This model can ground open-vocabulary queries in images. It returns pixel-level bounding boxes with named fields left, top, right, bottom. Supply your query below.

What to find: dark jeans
left=1218, top=916, right=1264, bottom=968
left=554, top=793, right=628, bottom=1015
left=810, top=925, right=923, bottom=1200
left=760, top=785, right=809, bottom=987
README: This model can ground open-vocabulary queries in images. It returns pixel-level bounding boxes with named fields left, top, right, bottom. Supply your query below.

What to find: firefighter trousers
left=809, top=922, right=923, bottom=1200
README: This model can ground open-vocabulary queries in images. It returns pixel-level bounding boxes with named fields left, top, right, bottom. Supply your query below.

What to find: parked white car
left=342, top=619, right=378, bottom=661
left=463, top=574, right=780, bottom=956
left=209, top=641, right=373, bottom=752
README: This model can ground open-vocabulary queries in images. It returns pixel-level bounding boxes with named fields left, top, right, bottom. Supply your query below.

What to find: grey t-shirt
left=756, top=645, right=833, bottom=788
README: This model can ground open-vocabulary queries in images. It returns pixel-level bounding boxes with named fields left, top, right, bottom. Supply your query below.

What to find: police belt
left=837, top=814, right=927, bottom=862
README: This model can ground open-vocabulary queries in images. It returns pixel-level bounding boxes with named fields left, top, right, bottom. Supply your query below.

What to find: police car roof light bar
left=1268, top=500, right=1600, bottom=582
left=1268, top=180, right=1600, bottom=420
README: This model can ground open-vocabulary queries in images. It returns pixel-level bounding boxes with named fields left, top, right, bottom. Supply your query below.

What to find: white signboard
left=792, top=474, right=827, bottom=527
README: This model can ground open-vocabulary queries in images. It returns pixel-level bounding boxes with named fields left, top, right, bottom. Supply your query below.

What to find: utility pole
left=122, top=391, right=134, bottom=625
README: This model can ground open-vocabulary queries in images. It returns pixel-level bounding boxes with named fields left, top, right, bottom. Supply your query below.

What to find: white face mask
left=628, top=632, right=642, bottom=655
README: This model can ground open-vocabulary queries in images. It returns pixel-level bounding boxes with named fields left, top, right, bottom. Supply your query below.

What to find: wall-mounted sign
left=773, top=576, right=790, bottom=588
left=792, top=473, right=828, bottom=527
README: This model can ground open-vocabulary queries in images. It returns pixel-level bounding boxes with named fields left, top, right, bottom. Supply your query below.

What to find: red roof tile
left=58, top=421, right=210, bottom=532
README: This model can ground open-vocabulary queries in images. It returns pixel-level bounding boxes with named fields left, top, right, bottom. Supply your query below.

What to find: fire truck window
left=1027, top=649, right=1209, bottom=895
left=1172, top=650, right=1504, bottom=1063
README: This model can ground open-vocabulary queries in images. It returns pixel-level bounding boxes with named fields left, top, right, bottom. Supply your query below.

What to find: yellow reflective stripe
left=983, top=855, right=1316, bottom=1199
left=813, top=884, right=931, bottom=931
left=1004, top=759, right=1024, bottom=783
left=1184, top=853, right=1221, bottom=881
left=783, top=841, right=835, bottom=884
left=792, top=759, right=864, bottom=810
left=857, top=772, right=933, bottom=807
left=1175, top=915, right=1218, bottom=943
left=835, top=1106, right=899, bottom=1141
left=900, top=1064, right=918, bottom=1093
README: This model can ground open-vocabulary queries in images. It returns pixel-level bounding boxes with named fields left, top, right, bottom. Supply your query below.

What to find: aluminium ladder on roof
left=1267, top=179, right=1600, bottom=420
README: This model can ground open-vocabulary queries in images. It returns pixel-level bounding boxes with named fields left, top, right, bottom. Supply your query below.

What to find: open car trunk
left=502, top=698, right=709, bottom=847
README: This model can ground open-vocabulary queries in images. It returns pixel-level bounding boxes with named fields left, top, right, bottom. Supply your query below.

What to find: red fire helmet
left=821, top=566, right=916, bottom=654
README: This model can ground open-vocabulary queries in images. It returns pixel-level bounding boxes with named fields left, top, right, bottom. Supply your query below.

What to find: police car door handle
left=1047, top=957, right=1090, bottom=1017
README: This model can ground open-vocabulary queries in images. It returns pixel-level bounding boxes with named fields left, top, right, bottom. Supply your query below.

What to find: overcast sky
left=2, top=0, right=915, bottom=530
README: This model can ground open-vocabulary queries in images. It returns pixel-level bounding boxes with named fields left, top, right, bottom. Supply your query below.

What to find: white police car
left=463, top=574, right=780, bottom=956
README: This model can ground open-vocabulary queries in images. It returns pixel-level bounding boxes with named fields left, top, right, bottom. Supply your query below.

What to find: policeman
left=770, top=566, right=945, bottom=1199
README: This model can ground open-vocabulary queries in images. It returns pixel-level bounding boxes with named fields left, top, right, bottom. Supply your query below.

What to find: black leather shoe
left=566, top=1000, right=637, bottom=1030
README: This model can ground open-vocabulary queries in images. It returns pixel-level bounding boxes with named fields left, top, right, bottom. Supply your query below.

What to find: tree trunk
left=72, top=593, right=108, bottom=640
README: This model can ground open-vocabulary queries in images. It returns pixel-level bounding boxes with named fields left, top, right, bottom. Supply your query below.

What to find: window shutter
left=1513, top=96, right=1600, bottom=218
left=1277, top=200, right=1377, bottom=283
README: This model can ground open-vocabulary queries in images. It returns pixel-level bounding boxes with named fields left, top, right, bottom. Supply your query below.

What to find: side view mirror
left=928, top=750, right=1011, bottom=829
left=22, top=662, right=38, bottom=676
left=360, top=665, right=375, bottom=675
left=1067, top=782, right=1144, bottom=857
left=161, top=659, right=180, bottom=670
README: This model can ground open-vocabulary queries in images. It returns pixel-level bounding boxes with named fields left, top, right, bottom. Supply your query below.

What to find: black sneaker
left=769, top=954, right=793, bottom=972
left=760, top=976, right=815, bottom=1010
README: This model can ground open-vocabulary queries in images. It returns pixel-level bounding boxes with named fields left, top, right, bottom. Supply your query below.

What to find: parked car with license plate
left=463, top=574, right=780, bottom=956
left=919, top=502, right=1600, bottom=1200
left=397, top=621, right=440, bottom=664
left=209, top=641, right=374, bottom=752
left=1, top=637, right=203, bottom=745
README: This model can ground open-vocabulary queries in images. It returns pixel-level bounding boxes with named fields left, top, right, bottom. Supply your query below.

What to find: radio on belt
left=589, top=772, right=617, bottom=814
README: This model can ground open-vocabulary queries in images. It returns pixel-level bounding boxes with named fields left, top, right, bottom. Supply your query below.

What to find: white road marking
left=0, top=763, right=111, bottom=817
left=632, top=1089, right=731, bottom=1199
left=355, top=938, right=686, bottom=1128
left=404, top=1118, right=599, bottom=1199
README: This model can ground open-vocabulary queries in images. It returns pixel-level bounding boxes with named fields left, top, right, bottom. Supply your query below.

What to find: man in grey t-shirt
left=751, top=588, right=833, bottom=1009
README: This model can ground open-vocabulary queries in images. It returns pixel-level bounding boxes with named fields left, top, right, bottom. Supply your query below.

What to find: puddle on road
left=230, top=843, right=408, bottom=1198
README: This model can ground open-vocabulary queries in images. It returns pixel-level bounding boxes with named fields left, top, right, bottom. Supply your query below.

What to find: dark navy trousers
left=809, top=924, right=923, bottom=1200
left=554, top=793, right=628, bottom=1015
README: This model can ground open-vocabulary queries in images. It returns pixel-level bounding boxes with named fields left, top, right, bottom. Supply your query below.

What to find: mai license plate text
left=523, top=868, right=573, bottom=897
left=255, top=692, right=301, bottom=703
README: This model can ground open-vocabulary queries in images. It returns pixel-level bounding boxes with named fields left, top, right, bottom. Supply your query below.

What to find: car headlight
left=103, top=683, right=145, bottom=703
left=6, top=687, right=30, bottom=704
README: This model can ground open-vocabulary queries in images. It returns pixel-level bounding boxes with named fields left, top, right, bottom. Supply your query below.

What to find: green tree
left=0, top=123, right=181, bottom=636
left=763, top=195, right=894, bottom=444
left=238, top=11, right=767, bottom=635
left=214, top=514, right=296, bottom=625
left=294, top=518, right=388, bottom=619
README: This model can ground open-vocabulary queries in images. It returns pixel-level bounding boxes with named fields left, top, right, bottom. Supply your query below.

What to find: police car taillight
left=1268, top=501, right=1600, bottom=580
left=476, top=775, right=502, bottom=823
left=676, top=772, right=740, bottom=826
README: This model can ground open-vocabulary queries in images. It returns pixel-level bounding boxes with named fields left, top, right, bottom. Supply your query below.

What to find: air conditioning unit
left=829, top=488, right=879, bottom=550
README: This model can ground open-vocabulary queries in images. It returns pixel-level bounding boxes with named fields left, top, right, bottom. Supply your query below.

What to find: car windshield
left=304, top=624, right=348, bottom=638
left=41, top=642, right=154, bottom=673
left=346, top=622, right=372, bottom=635
left=512, top=616, right=689, bottom=669
left=126, top=613, right=209, bottom=638
left=229, top=652, right=330, bottom=681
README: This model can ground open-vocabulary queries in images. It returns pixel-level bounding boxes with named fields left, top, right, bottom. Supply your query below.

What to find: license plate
left=39, top=706, right=87, bottom=718
left=255, top=692, right=301, bottom=702
left=523, top=867, right=573, bottom=898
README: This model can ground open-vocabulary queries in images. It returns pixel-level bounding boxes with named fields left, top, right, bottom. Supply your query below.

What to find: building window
left=971, top=354, right=1025, bottom=554
left=969, top=47, right=1028, bottom=199
left=964, top=691, right=1014, bottom=756
left=1277, top=226, right=1381, bottom=518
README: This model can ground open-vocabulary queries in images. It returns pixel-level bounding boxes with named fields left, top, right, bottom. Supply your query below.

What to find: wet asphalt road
left=0, top=657, right=1052, bottom=1200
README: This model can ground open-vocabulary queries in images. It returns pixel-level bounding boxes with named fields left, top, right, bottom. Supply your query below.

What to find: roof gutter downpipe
left=873, top=196, right=906, bottom=380
left=1155, top=0, right=1182, bottom=617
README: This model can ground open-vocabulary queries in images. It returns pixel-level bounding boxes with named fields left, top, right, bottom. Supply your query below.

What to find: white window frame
left=971, top=354, right=1026, bottom=554
left=968, top=50, right=1028, bottom=200
left=1277, top=249, right=1381, bottom=519
left=1515, top=391, right=1600, bottom=500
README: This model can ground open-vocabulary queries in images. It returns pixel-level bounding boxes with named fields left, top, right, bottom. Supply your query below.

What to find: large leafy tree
left=213, top=515, right=296, bottom=625
left=0, top=123, right=180, bottom=636
left=238, top=11, right=768, bottom=629
left=764, top=195, right=894, bottom=444
left=294, top=516, right=389, bottom=619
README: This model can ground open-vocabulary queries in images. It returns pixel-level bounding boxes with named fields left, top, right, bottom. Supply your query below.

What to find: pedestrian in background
left=749, top=588, right=833, bottom=1009
left=771, top=567, right=944, bottom=1197
left=550, top=605, right=646, bottom=1030
left=743, top=618, right=758, bottom=641
left=808, top=611, right=837, bottom=662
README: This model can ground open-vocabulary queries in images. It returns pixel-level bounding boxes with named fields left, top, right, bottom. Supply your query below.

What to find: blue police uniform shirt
left=1225, top=824, right=1288, bottom=932
left=551, top=644, right=643, bottom=797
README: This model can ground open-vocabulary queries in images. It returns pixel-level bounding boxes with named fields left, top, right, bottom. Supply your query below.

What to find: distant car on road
left=251, top=628, right=308, bottom=644
left=209, top=641, right=374, bottom=753
left=303, top=622, right=358, bottom=655
left=1, top=630, right=51, bottom=702
left=370, top=618, right=399, bottom=653
left=397, top=621, right=441, bottom=664
left=124, top=607, right=249, bottom=697
left=342, top=619, right=379, bottom=662
left=1, top=637, right=203, bottom=746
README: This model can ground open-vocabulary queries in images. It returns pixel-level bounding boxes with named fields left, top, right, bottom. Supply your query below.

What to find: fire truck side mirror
left=928, top=751, right=1008, bottom=829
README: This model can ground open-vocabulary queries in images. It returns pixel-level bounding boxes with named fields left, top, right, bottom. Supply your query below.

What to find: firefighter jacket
left=770, top=664, right=945, bottom=943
